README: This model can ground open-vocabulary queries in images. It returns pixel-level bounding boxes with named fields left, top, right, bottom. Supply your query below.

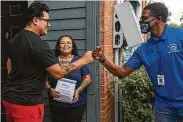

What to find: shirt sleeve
left=80, top=65, right=90, bottom=76
left=32, top=40, right=58, bottom=68
left=180, top=29, right=183, bottom=48
left=124, top=46, right=142, bottom=70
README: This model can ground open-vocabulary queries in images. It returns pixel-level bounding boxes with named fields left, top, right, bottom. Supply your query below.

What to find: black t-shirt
left=1, top=31, right=10, bottom=86
left=2, top=29, right=58, bottom=105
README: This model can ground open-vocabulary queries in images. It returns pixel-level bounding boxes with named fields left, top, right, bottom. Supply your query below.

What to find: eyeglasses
left=139, top=17, right=157, bottom=23
left=38, top=18, right=50, bottom=25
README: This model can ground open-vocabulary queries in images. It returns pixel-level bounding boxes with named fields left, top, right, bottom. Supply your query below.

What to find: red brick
left=99, top=1, right=115, bottom=122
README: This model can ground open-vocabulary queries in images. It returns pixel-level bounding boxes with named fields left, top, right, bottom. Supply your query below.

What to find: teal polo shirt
left=124, top=25, right=183, bottom=108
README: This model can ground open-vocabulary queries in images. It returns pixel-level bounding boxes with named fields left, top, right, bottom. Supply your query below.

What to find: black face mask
left=139, top=18, right=157, bottom=34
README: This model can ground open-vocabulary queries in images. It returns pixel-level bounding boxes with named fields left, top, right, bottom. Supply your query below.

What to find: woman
left=46, top=35, right=91, bottom=122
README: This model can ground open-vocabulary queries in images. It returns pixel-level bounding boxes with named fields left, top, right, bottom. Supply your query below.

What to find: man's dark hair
left=54, top=35, right=79, bottom=57
left=25, top=1, right=49, bottom=24
left=144, top=2, right=168, bottom=22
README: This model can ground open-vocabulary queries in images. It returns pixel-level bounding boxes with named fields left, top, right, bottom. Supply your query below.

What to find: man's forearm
left=7, top=58, right=12, bottom=74
left=46, top=51, right=93, bottom=80
left=100, top=59, right=133, bottom=78
left=61, top=57, right=88, bottom=77
left=46, top=58, right=88, bottom=80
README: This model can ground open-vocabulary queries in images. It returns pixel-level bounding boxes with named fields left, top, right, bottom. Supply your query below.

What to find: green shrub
left=116, top=67, right=155, bottom=122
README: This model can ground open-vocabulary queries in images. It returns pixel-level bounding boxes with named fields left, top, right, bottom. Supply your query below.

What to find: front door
left=1, top=1, right=27, bottom=82
left=1, top=1, right=27, bottom=122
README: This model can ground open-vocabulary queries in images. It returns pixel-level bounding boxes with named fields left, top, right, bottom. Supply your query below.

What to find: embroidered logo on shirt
left=168, top=43, right=180, bottom=53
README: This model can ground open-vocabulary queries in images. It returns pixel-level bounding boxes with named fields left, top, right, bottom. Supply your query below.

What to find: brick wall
left=100, top=1, right=116, bottom=122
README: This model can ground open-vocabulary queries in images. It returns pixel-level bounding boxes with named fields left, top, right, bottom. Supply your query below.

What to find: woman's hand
left=49, top=88, right=61, bottom=98
left=72, top=89, right=80, bottom=103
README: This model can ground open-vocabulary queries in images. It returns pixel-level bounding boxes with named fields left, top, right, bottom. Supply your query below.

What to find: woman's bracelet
left=47, top=86, right=53, bottom=93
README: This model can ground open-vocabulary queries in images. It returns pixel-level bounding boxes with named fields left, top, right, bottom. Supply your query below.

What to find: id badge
left=157, top=75, right=165, bottom=85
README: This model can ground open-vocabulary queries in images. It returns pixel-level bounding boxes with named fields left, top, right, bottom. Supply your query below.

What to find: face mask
left=139, top=18, right=156, bottom=34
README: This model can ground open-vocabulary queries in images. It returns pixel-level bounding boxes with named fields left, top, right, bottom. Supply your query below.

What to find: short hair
left=143, top=2, right=168, bottom=22
left=54, top=35, right=79, bottom=57
left=25, top=1, right=49, bottom=24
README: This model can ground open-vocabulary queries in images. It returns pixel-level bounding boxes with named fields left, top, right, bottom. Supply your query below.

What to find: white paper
left=54, top=78, right=76, bottom=103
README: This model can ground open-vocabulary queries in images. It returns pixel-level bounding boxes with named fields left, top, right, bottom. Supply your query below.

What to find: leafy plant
left=169, top=23, right=180, bottom=28
left=116, top=67, right=155, bottom=122
left=180, top=12, right=183, bottom=22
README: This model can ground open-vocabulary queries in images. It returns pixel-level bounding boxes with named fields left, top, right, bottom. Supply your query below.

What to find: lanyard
left=158, top=41, right=163, bottom=75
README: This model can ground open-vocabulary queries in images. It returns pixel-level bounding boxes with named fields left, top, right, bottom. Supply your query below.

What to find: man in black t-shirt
left=2, top=2, right=94, bottom=122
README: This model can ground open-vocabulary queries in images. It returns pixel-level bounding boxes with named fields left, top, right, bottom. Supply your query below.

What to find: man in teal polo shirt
left=93, top=2, right=183, bottom=122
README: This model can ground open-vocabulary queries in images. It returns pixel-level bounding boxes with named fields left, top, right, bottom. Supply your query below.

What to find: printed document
left=54, top=78, right=76, bottom=103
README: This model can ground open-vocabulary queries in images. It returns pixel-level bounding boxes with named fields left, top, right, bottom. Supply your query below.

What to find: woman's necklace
left=58, top=55, right=73, bottom=66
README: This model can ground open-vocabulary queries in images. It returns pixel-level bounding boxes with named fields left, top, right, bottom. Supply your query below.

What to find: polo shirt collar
left=148, top=24, right=169, bottom=45
left=159, top=24, right=169, bottom=40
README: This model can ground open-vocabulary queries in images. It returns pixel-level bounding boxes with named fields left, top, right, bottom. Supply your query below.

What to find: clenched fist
left=83, top=51, right=94, bottom=64
left=92, top=46, right=105, bottom=61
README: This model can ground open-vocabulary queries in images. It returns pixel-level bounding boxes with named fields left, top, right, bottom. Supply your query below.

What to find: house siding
left=42, top=1, right=87, bottom=55
left=40, top=1, right=100, bottom=122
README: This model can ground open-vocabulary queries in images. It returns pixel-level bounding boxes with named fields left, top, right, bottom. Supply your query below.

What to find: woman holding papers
left=46, top=35, right=92, bottom=122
